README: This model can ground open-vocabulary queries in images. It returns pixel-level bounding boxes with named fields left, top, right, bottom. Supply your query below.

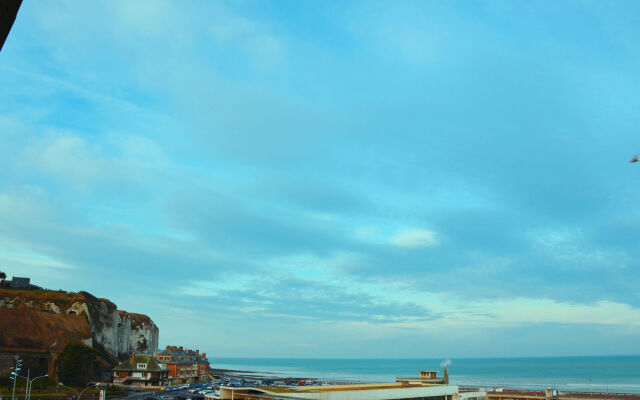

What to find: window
left=137, top=363, right=147, bottom=369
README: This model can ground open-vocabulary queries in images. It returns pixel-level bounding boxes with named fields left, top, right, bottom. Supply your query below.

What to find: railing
left=396, top=376, right=445, bottom=382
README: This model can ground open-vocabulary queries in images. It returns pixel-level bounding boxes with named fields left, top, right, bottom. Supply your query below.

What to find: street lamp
left=78, top=382, right=103, bottom=400
left=26, top=374, right=48, bottom=400
left=10, top=357, right=23, bottom=400
left=59, top=382, right=104, bottom=400
left=10, top=371, right=21, bottom=400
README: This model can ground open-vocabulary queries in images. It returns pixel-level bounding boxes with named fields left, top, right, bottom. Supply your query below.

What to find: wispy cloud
left=1, top=0, right=640, bottom=357
left=390, top=228, right=438, bottom=248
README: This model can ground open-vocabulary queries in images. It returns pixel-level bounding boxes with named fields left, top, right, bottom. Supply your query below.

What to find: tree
left=56, top=342, right=99, bottom=386
left=0, top=271, right=6, bottom=281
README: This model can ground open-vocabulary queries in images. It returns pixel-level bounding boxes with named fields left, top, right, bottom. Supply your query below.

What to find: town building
left=211, top=382, right=467, bottom=400
left=396, top=367, right=449, bottom=384
left=154, top=345, right=210, bottom=383
left=207, top=369, right=486, bottom=400
left=1, top=276, right=42, bottom=289
left=112, top=354, right=170, bottom=389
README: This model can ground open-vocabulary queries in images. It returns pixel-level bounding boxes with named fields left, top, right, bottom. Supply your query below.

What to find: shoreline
left=208, top=368, right=640, bottom=396
left=209, top=368, right=355, bottom=385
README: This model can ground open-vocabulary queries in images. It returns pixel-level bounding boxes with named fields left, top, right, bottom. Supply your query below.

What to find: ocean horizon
left=211, top=355, right=640, bottom=394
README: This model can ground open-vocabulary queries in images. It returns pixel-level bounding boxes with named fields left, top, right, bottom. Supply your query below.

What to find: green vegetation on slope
left=56, top=342, right=100, bottom=386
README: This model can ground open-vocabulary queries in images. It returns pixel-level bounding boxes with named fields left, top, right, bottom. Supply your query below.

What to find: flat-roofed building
left=396, top=367, right=449, bottom=385
left=459, top=390, right=488, bottom=400
left=211, top=382, right=460, bottom=400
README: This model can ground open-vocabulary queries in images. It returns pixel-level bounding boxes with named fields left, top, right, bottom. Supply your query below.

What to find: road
left=114, top=389, right=202, bottom=400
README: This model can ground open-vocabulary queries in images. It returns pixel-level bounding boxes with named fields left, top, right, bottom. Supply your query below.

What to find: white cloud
left=0, top=249, right=77, bottom=270
left=390, top=228, right=438, bottom=248
left=489, top=298, right=640, bottom=326
left=208, top=9, right=285, bottom=69
left=307, top=212, right=336, bottom=222
left=178, top=275, right=254, bottom=297
left=111, top=0, right=177, bottom=37
left=392, top=297, right=640, bottom=329
left=527, top=228, right=630, bottom=270
left=15, top=130, right=169, bottom=192
left=356, top=224, right=380, bottom=238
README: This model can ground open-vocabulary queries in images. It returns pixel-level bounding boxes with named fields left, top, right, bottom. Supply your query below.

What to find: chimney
left=202, top=353, right=206, bottom=359
left=173, top=346, right=177, bottom=351
left=444, top=366, right=449, bottom=384
left=179, top=346, right=183, bottom=352
left=196, top=350, right=199, bottom=356
left=166, top=345, right=171, bottom=351
left=131, top=354, right=135, bottom=363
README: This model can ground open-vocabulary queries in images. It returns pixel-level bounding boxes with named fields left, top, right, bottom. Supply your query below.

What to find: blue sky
left=1, top=0, right=640, bottom=358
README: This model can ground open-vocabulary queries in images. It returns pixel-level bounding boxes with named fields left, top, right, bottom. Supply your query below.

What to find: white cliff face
left=66, top=302, right=89, bottom=316
left=43, top=301, right=61, bottom=314
left=81, top=292, right=159, bottom=359
left=112, top=311, right=159, bottom=358
left=125, top=314, right=159, bottom=354
left=83, top=297, right=120, bottom=357
left=0, top=290, right=159, bottom=360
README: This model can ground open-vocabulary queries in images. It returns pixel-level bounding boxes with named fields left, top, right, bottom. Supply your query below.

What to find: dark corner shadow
left=0, top=0, right=23, bottom=52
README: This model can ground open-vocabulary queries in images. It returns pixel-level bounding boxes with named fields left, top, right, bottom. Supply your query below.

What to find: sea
left=212, top=356, right=640, bottom=394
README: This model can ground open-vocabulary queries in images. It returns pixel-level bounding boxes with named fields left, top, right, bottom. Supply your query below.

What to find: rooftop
left=113, top=354, right=169, bottom=372
left=217, top=382, right=459, bottom=400
left=254, top=383, right=427, bottom=393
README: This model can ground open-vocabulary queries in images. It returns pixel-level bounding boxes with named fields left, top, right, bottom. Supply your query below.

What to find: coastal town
left=112, top=346, right=211, bottom=388
left=1, top=2, right=640, bottom=400
left=1, top=277, right=639, bottom=400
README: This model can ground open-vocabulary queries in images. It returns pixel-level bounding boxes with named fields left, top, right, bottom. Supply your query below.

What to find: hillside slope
left=0, top=289, right=158, bottom=360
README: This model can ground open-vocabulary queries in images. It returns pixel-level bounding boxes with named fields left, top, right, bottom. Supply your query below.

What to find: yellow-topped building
left=207, top=370, right=487, bottom=400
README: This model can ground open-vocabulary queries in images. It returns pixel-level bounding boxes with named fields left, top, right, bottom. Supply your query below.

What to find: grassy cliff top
left=0, top=287, right=154, bottom=327
left=0, top=287, right=85, bottom=302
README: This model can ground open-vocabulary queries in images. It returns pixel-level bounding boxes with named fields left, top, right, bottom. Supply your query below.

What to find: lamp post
left=58, top=382, right=75, bottom=398
left=59, top=382, right=103, bottom=400
left=78, top=383, right=103, bottom=400
left=26, top=374, right=48, bottom=400
left=10, top=372, right=20, bottom=400
left=10, top=356, right=23, bottom=400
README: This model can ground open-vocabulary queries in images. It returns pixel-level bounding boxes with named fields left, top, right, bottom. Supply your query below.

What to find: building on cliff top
left=113, top=354, right=170, bottom=389
left=154, top=345, right=210, bottom=383
left=2, top=276, right=42, bottom=289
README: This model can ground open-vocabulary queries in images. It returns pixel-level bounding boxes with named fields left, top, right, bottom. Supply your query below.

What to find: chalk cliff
left=0, top=288, right=158, bottom=360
